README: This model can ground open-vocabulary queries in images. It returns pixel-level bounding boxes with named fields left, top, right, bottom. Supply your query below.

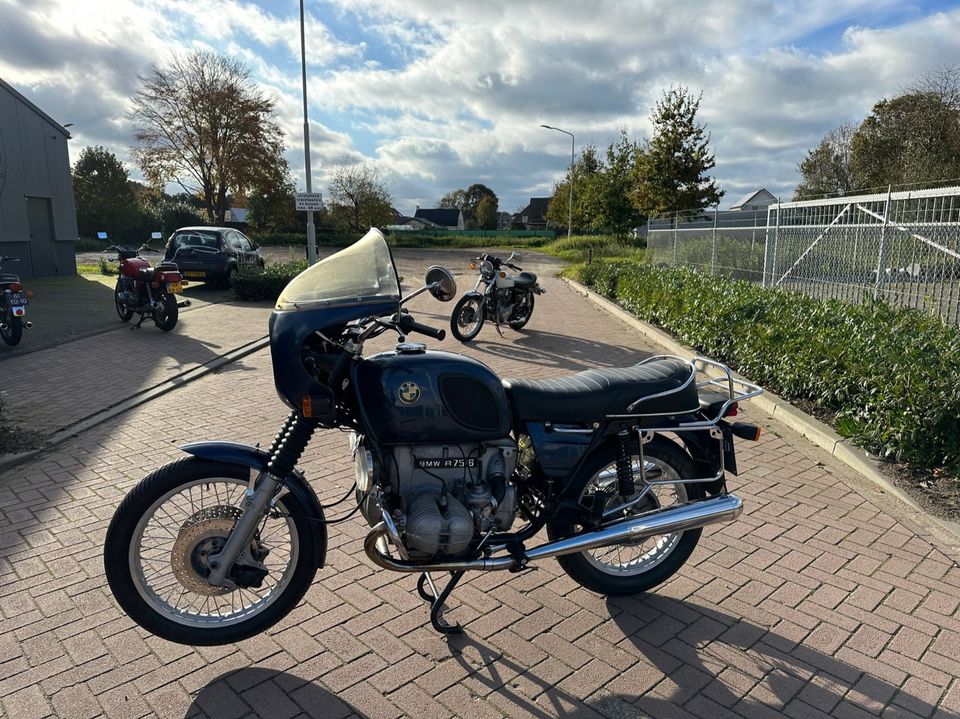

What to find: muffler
left=365, top=494, right=743, bottom=573
left=23, top=321, right=32, bottom=329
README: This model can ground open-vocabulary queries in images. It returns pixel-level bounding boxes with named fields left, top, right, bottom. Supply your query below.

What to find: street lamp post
left=299, top=0, right=317, bottom=264
left=540, top=124, right=574, bottom=241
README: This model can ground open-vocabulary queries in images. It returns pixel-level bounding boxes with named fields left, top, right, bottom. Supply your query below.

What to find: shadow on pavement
left=466, top=328, right=649, bottom=373
left=188, top=667, right=366, bottom=719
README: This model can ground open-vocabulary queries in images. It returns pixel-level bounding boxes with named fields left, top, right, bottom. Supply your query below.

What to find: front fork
left=207, top=412, right=317, bottom=586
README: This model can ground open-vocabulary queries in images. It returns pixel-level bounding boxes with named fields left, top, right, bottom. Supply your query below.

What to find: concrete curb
left=560, top=276, right=960, bottom=544
left=0, top=335, right=270, bottom=476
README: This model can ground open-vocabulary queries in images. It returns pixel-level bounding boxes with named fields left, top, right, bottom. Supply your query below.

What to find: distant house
left=512, top=198, right=551, bottom=230
left=414, top=207, right=464, bottom=231
left=496, top=211, right=512, bottom=230
left=729, top=189, right=777, bottom=212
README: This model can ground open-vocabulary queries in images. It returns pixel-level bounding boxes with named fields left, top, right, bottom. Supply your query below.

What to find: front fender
left=180, top=441, right=328, bottom=567
left=463, top=290, right=485, bottom=300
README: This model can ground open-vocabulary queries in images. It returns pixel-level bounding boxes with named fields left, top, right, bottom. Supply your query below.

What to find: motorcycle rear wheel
left=103, top=457, right=319, bottom=645
left=153, top=294, right=179, bottom=331
left=508, top=293, right=535, bottom=330
left=0, top=312, right=22, bottom=346
left=450, top=295, right=485, bottom=342
left=546, top=439, right=705, bottom=595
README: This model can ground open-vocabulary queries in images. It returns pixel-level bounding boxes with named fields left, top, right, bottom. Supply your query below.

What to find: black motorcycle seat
left=502, top=359, right=698, bottom=423
left=513, top=272, right=537, bottom=288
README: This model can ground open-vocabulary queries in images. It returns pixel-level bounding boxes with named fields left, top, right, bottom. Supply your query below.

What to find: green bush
left=233, top=261, right=308, bottom=302
left=576, top=261, right=960, bottom=476
left=541, top=234, right=646, bottom=262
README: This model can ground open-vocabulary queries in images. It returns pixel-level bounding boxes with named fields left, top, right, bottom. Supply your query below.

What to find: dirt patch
left=0, top=425, right=45, bottom=454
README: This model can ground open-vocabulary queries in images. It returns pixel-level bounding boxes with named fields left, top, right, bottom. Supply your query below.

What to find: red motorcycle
left=107, top=243, right=190, bottom=331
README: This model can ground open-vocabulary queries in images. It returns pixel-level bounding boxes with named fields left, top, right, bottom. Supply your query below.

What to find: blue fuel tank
left=354, top=347, right=511, bottom=444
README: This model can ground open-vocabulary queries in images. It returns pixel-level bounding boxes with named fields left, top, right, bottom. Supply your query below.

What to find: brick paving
left=1, top=271, right=959, bottom=718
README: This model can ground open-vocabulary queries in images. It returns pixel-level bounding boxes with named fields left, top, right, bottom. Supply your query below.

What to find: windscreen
left=275, top=228, right=400, bottom=311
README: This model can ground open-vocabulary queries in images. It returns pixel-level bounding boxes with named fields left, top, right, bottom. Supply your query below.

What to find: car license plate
left=8, top=292, right=27, bottom=306
left=184, top=271, right=205, bottom=278
left=167, top=282, right=183, bottom=293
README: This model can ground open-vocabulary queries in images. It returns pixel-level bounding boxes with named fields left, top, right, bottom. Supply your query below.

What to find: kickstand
left=416, top=571, right=465, bottom=634
left=132, top=313, right=145, bottom=330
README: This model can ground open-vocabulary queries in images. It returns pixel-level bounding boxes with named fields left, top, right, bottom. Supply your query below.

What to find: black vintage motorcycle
left=104, top=229, right=762, bottom=645
left=0, top=256, right=31, bottom=347
left=450, top=252, right=545, bottom=342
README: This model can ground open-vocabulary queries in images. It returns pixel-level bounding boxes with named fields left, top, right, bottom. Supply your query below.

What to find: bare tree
left=911, top=58, right=960, bottom=111
left=130, top=51, right=287, bottom=224
left=794, top=123, right=857, bottom=200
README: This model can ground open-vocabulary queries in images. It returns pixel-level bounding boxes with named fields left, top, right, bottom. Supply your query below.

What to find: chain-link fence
left=648, top=186, right=960, bottom=326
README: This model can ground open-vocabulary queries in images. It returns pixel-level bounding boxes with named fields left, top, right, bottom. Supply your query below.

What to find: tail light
left=724, top=401, right=738, bottom=417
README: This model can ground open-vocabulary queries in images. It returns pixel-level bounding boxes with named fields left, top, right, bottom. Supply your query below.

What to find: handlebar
left=397, top=313, right=446, bottom=341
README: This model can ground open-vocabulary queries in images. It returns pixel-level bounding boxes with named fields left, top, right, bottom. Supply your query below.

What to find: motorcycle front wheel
left=153, top=294, right=179, bottom=331
left=103, top=457, right=320, bottom=645
left=450, top=295, right=485, bottom=342
left=114, top=280, right=133, bottom=322
left=0, top=310, right=22, bottom=346
left=546, top=438, right=705, bottom=595
left=508, top=292, right=535, bottom=330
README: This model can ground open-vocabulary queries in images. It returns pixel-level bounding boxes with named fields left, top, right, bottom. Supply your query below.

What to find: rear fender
left=179, top=441, right=328, bottom=567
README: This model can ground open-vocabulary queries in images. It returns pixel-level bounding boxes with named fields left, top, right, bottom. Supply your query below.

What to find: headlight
left=480, top=260, right=494, bottom=278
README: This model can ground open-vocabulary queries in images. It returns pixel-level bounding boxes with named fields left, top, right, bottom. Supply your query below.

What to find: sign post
left=295, top=192, right=324, bottom=212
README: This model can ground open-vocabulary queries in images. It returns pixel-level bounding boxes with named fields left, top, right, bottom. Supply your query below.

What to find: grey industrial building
left=0, top=77, right=78, bottom=279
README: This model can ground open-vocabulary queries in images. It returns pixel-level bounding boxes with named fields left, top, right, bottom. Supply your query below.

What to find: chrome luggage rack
left=599, top=356, right=764, bottom=515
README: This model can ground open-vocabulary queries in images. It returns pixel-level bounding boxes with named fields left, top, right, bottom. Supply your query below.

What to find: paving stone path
left=1, top=269, right=958, bottom=718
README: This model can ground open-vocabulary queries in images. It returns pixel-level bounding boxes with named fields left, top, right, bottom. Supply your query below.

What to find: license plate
left=167, top=283, right=183, bottom=293
left=8, top=292, right=27, bottom=306
left=184, top=271, right=205, bottom=278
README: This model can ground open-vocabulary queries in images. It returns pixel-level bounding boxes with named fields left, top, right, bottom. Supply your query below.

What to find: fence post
left=761, top=205, right=772, bottom=287
left=874, top=185, right=893, bottom=299
left=673, top=211, right=679, bottom=265
left=711, top=204, right=719, bottom=275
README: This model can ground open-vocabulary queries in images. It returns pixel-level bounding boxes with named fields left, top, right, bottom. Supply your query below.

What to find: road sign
left=295, top=192, right=323, bottom=211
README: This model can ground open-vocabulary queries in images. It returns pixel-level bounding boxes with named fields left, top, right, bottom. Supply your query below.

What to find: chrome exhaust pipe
left=23, top=321, right=32, bottom=329
left=365, top=494, right=743, bottom=573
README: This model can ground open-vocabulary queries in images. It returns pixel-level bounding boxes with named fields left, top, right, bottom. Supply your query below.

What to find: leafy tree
left=327, top=163, right=394, bottom=232
left=439, top=183, right=498, bottom=228
left=248, top=175, right=302, bottom=234
left=130, top=50, right=287, bottom=224
left=597, top=131, right=645, bottom=238
left=545, top=144, right=604, bottom=232
left=794, top=124, right=856, bottom=200
left=72, top=146, right=142, bottom=241
left=632, top=86, right=723, bottom=215
left=851, top=92, right=960, bottom=190
left=475, top=195, right=498, bottom=230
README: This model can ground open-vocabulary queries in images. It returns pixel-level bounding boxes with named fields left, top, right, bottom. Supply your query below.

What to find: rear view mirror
left=513, top=253, right=523, bottom=262
left=151, top=232, right=162, bottom=240
left=97, top=231, right=108, bottom=240
left=425, top=266, right=457, bottom=302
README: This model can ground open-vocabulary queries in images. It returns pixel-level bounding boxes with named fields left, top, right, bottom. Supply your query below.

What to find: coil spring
left=616, top=430, right=636, bottom=497
left=266, top=412, right=318, bottom=479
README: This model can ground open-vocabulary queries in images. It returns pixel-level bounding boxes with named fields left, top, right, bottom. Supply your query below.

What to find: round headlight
left=480, top=260, right=494, bottom=278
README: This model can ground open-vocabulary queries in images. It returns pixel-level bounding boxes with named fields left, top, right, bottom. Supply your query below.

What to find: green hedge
left=576, top=261, right=960, bottom=476
left=233, top=261, right=308, bottom=302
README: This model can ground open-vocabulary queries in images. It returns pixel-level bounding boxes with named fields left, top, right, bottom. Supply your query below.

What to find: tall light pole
left=299, top=0, right=317, bottom=264
left=541, top=124, right=574, bottom=241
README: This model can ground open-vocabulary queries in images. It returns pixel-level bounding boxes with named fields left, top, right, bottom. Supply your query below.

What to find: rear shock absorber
left=616, top=430, right=636, bottom=498
left=266, top=412, right=319, bottom=479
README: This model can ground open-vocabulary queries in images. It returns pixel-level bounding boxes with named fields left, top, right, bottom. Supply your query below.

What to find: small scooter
left=106, top=233, right=191, bottom=332
left=0, top=256, right=32, bottom=347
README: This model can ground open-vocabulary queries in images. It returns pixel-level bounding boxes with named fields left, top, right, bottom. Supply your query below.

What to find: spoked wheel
left=0, top=311, right=22, bottom=346
left=104, top=457, right=320, bottom=645
left=547, top=439, right=705, bottom=595
left=153, top=294, right=179, bottom=332
left=450, top=295, right=485, bottom=342
left=115, top=280, right=133, bottom=322
left=508, top=293, right=535, bottom=330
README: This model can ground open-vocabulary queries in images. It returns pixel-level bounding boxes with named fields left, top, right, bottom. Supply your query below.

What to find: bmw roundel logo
left=398, top=381, right=421, bottom=404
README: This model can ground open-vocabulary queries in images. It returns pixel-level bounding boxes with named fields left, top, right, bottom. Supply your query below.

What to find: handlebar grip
left=507, top=263, right=522, bottom=271
left=398, top=315, right=445, bottom=341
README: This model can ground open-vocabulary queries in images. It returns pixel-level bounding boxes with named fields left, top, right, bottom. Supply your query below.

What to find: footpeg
left=177, top=299, right=192, bottom=308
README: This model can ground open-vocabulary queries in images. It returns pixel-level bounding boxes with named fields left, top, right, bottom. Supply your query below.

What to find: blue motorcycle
left=104, top=229, right=762, bottom=644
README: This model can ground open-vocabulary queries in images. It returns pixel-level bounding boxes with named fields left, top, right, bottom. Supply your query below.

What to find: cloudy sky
left=2, top=0, right=959, bottom=214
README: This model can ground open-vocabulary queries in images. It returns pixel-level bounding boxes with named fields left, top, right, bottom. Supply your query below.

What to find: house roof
left=414, top=208, right=461, bottom=227
left=0, top=77, right=72, bottom=138
left=519, top=197, right=551, bottom=219
left=729, top=188, right=777, bottom=210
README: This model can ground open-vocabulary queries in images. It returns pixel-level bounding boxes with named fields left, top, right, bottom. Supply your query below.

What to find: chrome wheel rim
left=579, top=457, right=686, bottom=576
left=128, top=478, right=299, bottom=628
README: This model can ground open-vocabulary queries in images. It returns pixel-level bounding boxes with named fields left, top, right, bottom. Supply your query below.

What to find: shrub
left=233, top=261, right=308, bottom=302
left=575, top=261, right=960, bottom=476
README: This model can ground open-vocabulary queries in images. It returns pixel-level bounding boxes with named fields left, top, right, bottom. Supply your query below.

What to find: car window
left=171, top=231, right=220, bottom=251
left=236, top=232, right=253, bottom=252
left=227, top=231, right=246, bottom=250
